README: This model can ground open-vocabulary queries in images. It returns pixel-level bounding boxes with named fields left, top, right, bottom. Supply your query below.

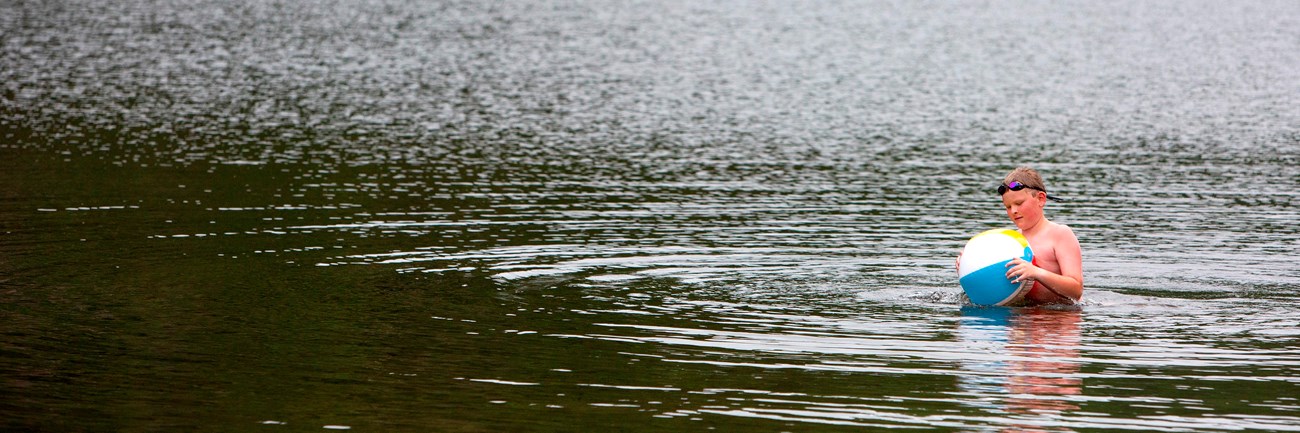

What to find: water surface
left=3, top=0, right=1299, bottom=431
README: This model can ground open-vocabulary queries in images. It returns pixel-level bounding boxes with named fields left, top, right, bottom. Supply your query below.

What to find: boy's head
left=999, top=166, right=1053, bottom=230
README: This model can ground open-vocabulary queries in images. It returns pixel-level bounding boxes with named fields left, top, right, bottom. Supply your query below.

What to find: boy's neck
left=1020, top=217, right=1049, bottom=236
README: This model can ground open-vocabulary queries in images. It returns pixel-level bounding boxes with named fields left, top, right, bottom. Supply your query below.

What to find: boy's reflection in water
left=957, top=306, right=1083, bottom=432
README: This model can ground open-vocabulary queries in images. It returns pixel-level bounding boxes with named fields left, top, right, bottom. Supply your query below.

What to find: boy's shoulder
left=1047, top=221, right=1080, bottom=242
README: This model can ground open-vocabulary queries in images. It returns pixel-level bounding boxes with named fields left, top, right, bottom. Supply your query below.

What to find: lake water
left=3, top=0, right=1299, bottom=431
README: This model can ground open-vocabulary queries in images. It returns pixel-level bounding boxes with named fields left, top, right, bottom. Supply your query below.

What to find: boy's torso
left=1023, top=221, right=1069, bottom=304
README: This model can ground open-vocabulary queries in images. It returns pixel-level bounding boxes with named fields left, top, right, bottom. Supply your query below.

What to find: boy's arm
left=1036, top=227, right=1084, bottom=300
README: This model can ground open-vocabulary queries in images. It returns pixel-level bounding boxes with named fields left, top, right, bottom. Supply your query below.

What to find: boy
left=961, top=167, right=1084, bottom=305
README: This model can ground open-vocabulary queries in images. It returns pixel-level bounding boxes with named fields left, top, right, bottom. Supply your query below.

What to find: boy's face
left=1002, top=189, right=1045, bottom=230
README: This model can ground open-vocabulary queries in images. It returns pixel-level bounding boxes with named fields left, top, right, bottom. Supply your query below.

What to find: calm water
left=3, top=0, right=1299, bottom=431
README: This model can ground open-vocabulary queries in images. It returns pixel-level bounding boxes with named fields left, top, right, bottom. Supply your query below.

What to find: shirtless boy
left=961, top=167, right=1084, bottom=305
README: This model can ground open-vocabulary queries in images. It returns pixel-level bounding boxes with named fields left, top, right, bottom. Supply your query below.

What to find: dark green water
left=3, top=1, right=1299, bottom=431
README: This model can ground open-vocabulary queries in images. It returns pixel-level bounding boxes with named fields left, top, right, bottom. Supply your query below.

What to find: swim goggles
left=998, top=181, right=1065, bottom=202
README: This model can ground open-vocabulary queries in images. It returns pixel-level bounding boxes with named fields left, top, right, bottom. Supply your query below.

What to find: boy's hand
left=1005, top=257, right=1041, bottom=284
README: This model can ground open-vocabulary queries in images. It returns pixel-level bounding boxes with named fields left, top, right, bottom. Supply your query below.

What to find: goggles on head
left=998, top=181, right=1065, bottom=202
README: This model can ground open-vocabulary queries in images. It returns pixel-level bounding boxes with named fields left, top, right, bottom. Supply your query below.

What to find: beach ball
left=958, top=229, right=1035, bottom=306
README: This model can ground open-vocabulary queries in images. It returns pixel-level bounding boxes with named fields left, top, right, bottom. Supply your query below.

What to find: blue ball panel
left=959, top=258, right=1019, bottom=306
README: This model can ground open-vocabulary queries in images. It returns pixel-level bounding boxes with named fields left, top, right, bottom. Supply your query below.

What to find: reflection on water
left=959, top=307, right=1082, bottom=432
left=2, top=0, right=1300, bottom=431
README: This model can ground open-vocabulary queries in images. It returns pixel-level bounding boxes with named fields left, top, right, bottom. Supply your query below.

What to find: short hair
left=1003, top=166, right=1049, bottom=194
